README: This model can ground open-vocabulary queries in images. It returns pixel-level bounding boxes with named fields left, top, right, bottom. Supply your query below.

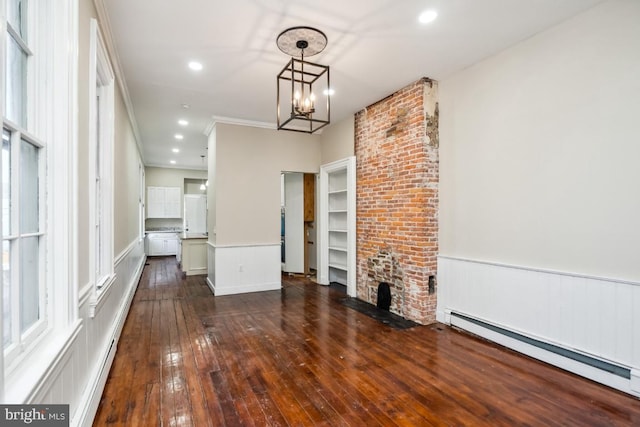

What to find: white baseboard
left=73, top=251, right=146, bottom=427
left=631, top=369, right=640, bottom=394
left=213, top=281, right=281, bottom=296
left=450, top=313, right=637, bottom=397
left=438, top=255, right=640, bottom=398
left=206, top=276, right=215, bottom=294
left=209, top=243, right=281, bottom=296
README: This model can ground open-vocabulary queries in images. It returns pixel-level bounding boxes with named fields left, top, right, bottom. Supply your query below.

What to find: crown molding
left=205, top=115, right=277, bottom=135
left=144, top=162, right=207, bottom=172
left=93, top=0, right=146, bottom=164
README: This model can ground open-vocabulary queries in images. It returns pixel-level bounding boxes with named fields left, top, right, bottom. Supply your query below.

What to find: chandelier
left=276, top=26, right=330, bottom=134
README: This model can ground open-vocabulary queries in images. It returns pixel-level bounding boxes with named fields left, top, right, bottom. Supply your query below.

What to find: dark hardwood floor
left=94, top=256, right=640, bottom=426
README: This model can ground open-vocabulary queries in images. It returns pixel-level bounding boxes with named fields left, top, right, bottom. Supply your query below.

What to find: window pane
left=20, top=139, right=39, bottom=234
left=7, top=0, right=27, bottom=40
left=5, top=35, right=28, bottom=127
left=2, top=130, right=10, bottom=237
left=2, top=240, right=11, bottom=348
left=20, top=236, right=39, bottom=332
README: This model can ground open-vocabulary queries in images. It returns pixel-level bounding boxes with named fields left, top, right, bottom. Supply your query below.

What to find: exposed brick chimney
left=355, top=78, right=439, bottom=324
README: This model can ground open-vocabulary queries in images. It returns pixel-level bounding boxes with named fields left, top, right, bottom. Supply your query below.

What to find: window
left=2, top=0, right=75, bottom=397
left=2, top=0, right=47, bottom=366
left=139, top=162, right=145, bottom=240
left=1, top=126, right=45, bottom=364
left=2, top=130, right=11, bottom=349
left=5, top=0, right=29, bottom=127
left=89, top=19, right=114, bottom=292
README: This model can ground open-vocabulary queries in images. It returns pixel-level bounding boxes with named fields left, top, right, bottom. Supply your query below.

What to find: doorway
left=184, top=194, right=207, bottom=234
left=281, top=172, right=317, bottom=276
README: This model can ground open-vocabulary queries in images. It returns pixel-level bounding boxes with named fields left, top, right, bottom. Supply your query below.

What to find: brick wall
left=355, top=78, right=439, bottom=324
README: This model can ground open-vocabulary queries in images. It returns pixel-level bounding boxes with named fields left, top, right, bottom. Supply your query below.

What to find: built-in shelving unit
left=328, top=169, right=348, bottom=284
left=319, top=156, right=356, bottom=296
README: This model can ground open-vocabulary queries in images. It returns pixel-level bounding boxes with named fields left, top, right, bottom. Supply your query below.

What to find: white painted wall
left=439, top=0, right=640, bottom=282
left=214, top=123, right=321, bottom=246
left=207, top=123, right=321, bottom=295
left=320, top=116, right=355, bottom=165
left=438, top=0, right=640, bottom=396
left=145, top=167, right=207, bottom=188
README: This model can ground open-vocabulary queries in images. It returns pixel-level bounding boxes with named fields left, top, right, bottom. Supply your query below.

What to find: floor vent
left=451, top=312, right=630, bottom=379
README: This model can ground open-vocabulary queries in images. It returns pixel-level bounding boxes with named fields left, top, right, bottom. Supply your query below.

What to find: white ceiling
left=101, top=0, right=603, bottom=170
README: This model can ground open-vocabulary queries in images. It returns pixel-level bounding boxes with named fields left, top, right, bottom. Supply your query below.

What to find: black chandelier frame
left=276, top=26, right=331, bottom=134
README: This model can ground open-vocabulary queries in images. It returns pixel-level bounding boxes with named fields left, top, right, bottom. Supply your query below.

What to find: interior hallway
left=94, top=257, right=640, bottom=426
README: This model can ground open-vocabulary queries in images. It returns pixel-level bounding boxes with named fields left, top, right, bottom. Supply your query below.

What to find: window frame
left=2, top=0, right=50, bottom=370
left=5, top=0, right=32, bottom=129
left=1, top=0, right=76, bottom=401
left=88, top=18, right=115, bottom=296
left=1, top=122, right=47, bottom=368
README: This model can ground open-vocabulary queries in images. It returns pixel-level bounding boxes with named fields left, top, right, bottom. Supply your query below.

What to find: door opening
left=281, top=172, right=317, bottom=277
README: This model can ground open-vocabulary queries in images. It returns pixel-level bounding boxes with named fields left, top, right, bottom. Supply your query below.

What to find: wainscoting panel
left=23, top=238, right=147, bottom=426
left=75, top=239, right=145, bottom=425
left=209, top=243, right=281, bottom=296
left=437, top=255, right=640, bottom=397
left=207, top=242, right=216, bottom=294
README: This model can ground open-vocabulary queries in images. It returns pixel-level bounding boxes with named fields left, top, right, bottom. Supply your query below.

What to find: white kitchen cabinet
left=146, top=186, right=181, bottom=218
left=146, top=232, right=179, bottom=256
left=164, top=187, right=181, bottom=218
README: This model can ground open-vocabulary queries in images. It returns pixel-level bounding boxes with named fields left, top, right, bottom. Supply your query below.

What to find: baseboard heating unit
left=448, top=311, right=639, bottom=397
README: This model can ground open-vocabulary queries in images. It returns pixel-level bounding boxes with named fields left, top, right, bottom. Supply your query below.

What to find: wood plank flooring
left=94, top=256, right=640, bottom=426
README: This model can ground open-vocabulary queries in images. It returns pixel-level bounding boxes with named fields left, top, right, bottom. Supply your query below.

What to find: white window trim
left=1, top=5, right=6, bottom=400
left=88, top=18, right=115, bottom=314
left=139, top=162, right=145, bottom=240
left=1, top=0, right=77, bottom=402
left=1, top=121, right=47, bottom=370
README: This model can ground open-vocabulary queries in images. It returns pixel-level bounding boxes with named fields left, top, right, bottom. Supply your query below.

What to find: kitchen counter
left=179, top=234, right=208, bottom=276
left=178, top=232, right=208, bottom=240
left=145, top=228, right=183, bottom=234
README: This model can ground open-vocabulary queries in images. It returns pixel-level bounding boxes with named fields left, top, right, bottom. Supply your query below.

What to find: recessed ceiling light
left=178, top=119, right=189, bottom=126
left=170, top=160, right=176, bottom=164
left=174, top=134, right=184, bottom=140
left=172, top=148, right=180, bottom=153
left=188, top=61, right=203, bottom=71
left=323, top=88, right=335, bottom=96
left=418, top=10, right=438, bottom=24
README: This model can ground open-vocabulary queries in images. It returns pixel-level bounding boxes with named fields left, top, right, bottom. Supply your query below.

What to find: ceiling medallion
left=276, top=26, right=331, bottom=134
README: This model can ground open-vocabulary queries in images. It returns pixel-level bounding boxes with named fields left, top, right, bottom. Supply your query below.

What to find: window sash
left=90, top=19, right=115, bottom=292
left=5, top=32, right=28, bottom=128
left=7, top=0, right=28, bottom=43
left=1, top=124, right=46, bottom=364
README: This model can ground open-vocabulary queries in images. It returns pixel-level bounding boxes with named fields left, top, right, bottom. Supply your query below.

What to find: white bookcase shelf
left=319, top=156, right=356, bottom=296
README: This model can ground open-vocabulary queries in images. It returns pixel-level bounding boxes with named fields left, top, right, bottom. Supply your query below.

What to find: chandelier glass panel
left=276, top=27, right=330, bottom=134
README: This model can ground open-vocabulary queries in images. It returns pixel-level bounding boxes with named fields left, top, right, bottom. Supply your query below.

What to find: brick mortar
left=355, top=78, right=439, bottom=325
